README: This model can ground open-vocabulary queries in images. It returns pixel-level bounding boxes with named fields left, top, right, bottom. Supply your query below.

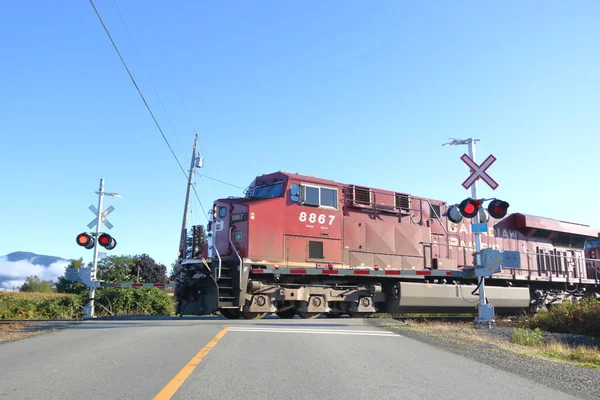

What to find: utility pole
left=179, top=133, right=200, bottom=260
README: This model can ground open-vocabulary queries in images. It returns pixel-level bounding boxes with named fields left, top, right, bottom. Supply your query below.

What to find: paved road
left=0, top=316, right=578, bottom=400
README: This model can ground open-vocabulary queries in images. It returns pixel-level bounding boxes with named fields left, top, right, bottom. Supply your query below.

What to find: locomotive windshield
left=585, top=240, right=600, bottom=249
left=252, top=181, right=285, bottom=199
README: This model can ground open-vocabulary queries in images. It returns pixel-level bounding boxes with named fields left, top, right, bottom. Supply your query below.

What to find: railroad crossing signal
left=98, top=233, right=117, bottom=250
left=459, top=198, right=481, bottom=218
left=76, top=233, right=95, bottom=249
left=461, top=153, right=498, bottom=190
left=76, top=232, right=117, bottom=250
left=88, top=205, right=114, bottom=229
left=444, top=197, right=509, bottom=224
left=487, top=199, right=509, bottom=219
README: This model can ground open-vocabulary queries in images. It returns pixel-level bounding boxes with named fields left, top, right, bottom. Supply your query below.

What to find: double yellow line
left=153, top=327, right=230, bottom=400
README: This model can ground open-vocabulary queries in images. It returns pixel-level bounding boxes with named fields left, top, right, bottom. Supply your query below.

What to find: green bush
left=511, top=327, right=543, bottom=346
left=529, top=297, right=600, bottom=338
left=0, top=288, right=176, bottom=319
left=93, top=287, right=175, bottom=316
left=0, top=292, right=83, bottom=320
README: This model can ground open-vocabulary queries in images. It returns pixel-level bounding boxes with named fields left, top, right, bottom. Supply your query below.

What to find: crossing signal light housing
left=76, top=233, right=95, bottom=249
left=444, top=205, right=463, bottom=224
left=488, top=199, right=509, bottom=219
left=98, top=233, right=117, bottom=250
left=459, top=198, right=482, bottom=218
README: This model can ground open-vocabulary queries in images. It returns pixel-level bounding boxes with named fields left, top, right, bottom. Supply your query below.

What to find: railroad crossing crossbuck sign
left=88, top=205, right=115, bottom=229
left=461, top=154, right=499, bottom=190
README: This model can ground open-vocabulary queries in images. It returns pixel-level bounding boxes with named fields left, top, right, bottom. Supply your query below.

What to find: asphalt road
left=0, top=316, right=579, bottom=400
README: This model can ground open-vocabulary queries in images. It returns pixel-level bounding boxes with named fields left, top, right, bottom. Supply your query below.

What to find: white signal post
left=83, top=179, right=120, bottom=319
left=442, top=138, right=496, bottom=328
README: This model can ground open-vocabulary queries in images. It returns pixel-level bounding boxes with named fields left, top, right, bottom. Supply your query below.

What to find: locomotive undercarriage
left=237, top=277, right=384, bottom=319
left=174, top=257, right=600, bottom=319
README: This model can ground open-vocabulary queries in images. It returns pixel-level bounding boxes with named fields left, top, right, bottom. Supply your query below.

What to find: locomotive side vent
left=309, top=241, right=324, bottom=259
left=395, top=193, right=410, bottom=212
left=430, top=204, right=442, bottom=219
left=353, top=186, right=371, bottom=206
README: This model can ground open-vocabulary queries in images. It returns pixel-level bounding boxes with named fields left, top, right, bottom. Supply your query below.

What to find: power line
left=142, top=0, right=198, bottom=134
left=90, top=1, right=237, bottom=227
left=197, top=174, right=245, bottom=190
left=112, top=0, right=183, bottom=146
left=89, top=0, right=187, bottom=180
left=192, top=186, right=209, bottom=222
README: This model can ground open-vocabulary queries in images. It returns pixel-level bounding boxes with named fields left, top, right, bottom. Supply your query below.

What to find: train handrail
left=419, top=240, right=600, bottom=283
left=229, top=227, right=243, bottom=292
left=213, top=240, right=222, bottom=280
left=419, top=198, right=462, bottom=259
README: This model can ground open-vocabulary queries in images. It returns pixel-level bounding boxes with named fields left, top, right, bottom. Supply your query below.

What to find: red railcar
left=174, top=171, right=600, bottom=319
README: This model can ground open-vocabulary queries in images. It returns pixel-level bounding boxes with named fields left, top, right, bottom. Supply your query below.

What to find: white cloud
left=0, top=256, right=70, bottom=290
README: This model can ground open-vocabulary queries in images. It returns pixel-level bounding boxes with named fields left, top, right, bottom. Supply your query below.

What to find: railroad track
left=391, top=314, right=526, bottom=324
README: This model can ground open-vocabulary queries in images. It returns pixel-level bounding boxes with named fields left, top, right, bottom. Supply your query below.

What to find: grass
left=387, top=319, right=600, bottom=370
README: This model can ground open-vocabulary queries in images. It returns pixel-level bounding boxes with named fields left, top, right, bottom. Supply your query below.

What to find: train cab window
left=321, top=188, right=337, bottom=208
left=296, top=184, right=338, bottom=209
left=290, top=184, right=300, bottom=202
left=303, top=186, right=320, bottom=206
left=218, top=207, right=227, bottom=218
left=253, top=181, right=285, bottom=199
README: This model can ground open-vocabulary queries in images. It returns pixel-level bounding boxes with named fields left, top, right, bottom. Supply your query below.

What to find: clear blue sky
left=0, top=1, right=598, bottom=270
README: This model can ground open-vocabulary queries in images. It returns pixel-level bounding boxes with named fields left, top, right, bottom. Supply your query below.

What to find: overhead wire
left=142, top=0, right=198, bottom=134
left=112, top=0, right=183, bottom=145
left=90, top=0, right=243, bottom=224
left=196, top=174, right=246, bottom=190
left=89, top=0, right=188, bottom=181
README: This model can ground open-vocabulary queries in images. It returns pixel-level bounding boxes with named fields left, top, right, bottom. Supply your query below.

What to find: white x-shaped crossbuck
left=88, top=205, right=115, bottom=230
left=461, top=153, right=498, bottom=190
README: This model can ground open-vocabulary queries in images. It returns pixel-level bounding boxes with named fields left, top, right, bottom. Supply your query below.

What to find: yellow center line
left=153, top=326, right=230, bottom=400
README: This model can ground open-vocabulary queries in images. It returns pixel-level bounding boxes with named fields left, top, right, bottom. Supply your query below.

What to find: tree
left=132, top=254, right=168, bottom=283
left=55, top=258, right=88, bottom=295
left=20, top=275, right=55, bottom=293
left=185, top=225, right=207, bottom=259
left=97, top=255, right=136, bottom=282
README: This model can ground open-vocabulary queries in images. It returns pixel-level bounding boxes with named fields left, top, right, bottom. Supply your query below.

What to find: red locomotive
left=173, top=170, right=600, bottom=319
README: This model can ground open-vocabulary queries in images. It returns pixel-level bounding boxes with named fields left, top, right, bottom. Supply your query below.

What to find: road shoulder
left=367, top=318, right=600, bottom=400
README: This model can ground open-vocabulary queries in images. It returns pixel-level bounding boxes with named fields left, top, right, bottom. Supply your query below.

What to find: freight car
left=172, top=171, right=600, bottom=319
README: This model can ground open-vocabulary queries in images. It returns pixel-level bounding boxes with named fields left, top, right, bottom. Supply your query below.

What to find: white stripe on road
left=228, top=327, right=400, bottom=337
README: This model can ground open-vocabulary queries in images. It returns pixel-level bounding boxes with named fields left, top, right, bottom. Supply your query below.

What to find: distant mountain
left=4, top=251, right=72, bottom=266
left=0, top=252, right=72, bottom=290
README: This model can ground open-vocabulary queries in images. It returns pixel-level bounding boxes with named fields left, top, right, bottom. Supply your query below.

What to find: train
left=172, top=170, right=600, bottom=319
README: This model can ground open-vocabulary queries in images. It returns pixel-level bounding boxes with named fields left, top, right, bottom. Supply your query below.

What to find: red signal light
left=459, top=198, right=481, bottom=219
left=76, top=233, right=95, bottom=249
left=98, top=233, right=117, bottom=250
left=487, top=199, right=509, bottom=219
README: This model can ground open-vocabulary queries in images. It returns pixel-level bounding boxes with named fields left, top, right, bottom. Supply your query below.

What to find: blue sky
left=0, top=1, right=598, bottom=275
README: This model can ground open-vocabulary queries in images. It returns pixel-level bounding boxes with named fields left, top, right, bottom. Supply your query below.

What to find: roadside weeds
left=381, top=320, right=600, bottom=370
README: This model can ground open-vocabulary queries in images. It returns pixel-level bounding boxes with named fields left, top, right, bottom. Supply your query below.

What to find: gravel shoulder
left=0, top=321, right=76, bottom=344
left=367, top=318, right=600, bottom=400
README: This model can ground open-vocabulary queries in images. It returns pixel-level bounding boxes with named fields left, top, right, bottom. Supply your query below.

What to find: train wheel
left=241, top=311, right=268, bottom=320
left=297, top=311, right=322, bottom=319
left=276, top=308, right=296, bottom=319
left=220, top=309, right=241, bottom=319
